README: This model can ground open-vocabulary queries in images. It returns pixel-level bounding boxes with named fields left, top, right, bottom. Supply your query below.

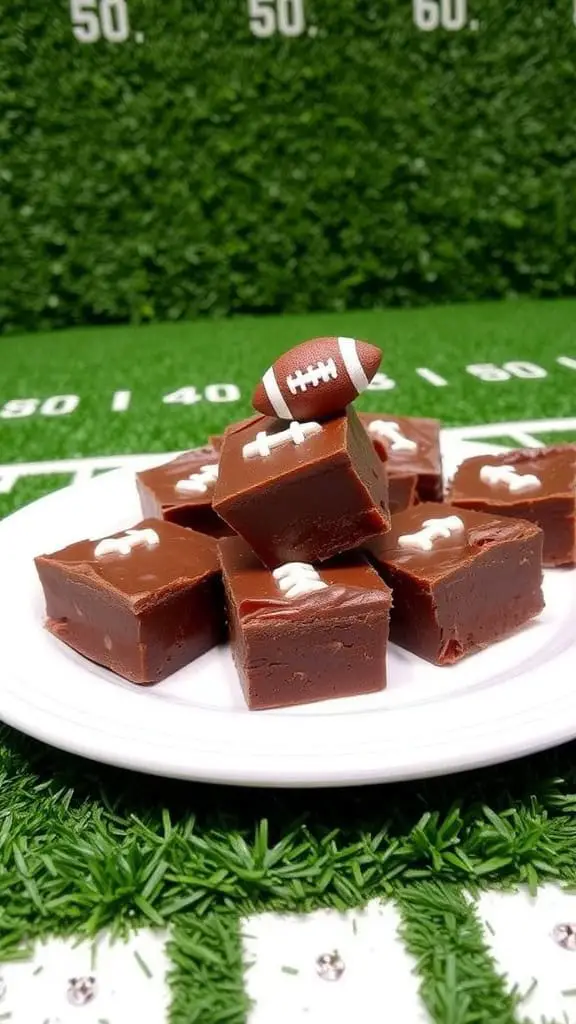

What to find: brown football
left=252, top=336, right=382, bottom=421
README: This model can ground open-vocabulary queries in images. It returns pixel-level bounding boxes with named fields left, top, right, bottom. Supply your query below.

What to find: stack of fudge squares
left=35, top=335, right=575, bottom=711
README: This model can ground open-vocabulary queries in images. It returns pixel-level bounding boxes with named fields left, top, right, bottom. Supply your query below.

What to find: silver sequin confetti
left=552, top=923, right=576, bottom=950
left=316, top=950, right=345, bottom=981
left=67, top=974, right=98, bottom=1005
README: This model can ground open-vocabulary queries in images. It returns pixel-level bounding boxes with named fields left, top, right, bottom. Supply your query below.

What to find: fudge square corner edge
left=212, top=407, right=390, bottom=568
left=219, top=534, right=392, bottom=710
left=136, top=445, right=232, bottom=539
left=368, top=502, right=544, bottom=666
left=34, top=518, right=225, bottom=684
left=359, top=412, right=443, bottom=504
left=449, top=445, right=576, bottom=568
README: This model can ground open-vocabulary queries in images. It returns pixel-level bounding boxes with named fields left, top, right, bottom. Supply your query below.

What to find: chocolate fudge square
left=220, top=535, right=392, bottom=710
left=388, top=472, right=418, bottom=515
left=360, top=414, right=443, bottom=502
left=35, top=518, right=224, bottom=684
left=369, top=503, right=544, bottom=665
left=136, top=446, right=232, bottom=538
left=213, top=407, right=390, bottom=568
left=449, top=446, right=576, bottom=567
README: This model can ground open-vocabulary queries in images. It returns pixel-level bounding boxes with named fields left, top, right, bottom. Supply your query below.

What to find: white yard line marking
left=242, top=901, right=429, bottom=1024
left=477, top=885, right=576, bottom=1024
left=446, top=417, right=576, bottom=441
left=0, top=452, right=181, bottom=495
left=0, top=452, right=180, bottom=476
left=0, top=470, right=19, bottom=494
left=416, top=367, right=448, bottom=387
left=506, top=430, right=545, bottom=448
left=0, top=418, right=575, bottom=498
left=72, top=465, right=102, bottom=486
left=0, top=928, right=169, bottom=1023
left=111, top=389, right=132, bottom=412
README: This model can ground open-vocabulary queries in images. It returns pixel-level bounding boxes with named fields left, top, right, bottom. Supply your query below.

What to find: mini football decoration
left=252, top=336, right=382, bottom=422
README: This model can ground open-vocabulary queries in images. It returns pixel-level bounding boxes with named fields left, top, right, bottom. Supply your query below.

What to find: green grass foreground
left=2, top=726, right=576, bottom=1022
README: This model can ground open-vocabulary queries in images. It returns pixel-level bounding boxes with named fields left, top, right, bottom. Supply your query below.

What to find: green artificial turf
left=0, top=298, right=575, bottom=1022
left=397, top=884, right=525, bottom=1024
left=1, top=297, right=575, bottom=518
left=1, top=298, right=575, bottom=462
left=3, top=726, right=576, bottom=1022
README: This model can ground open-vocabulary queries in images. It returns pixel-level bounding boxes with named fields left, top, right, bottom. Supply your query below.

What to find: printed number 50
left=248, top=0, right=306, bottom=38
left=70, top=0, right=129, bottom=43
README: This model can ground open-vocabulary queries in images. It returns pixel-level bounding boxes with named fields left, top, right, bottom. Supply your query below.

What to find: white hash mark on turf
left=241, top=901, right=429, bottom=1023
left=477, top=885, right=576, bottom=1022
left=506, top=430, right=545, bottom=448
left=0, top=928, right=169, bottom=1022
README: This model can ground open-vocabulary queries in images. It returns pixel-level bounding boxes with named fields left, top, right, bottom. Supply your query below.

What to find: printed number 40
left=163, top=385, right=241, bottom=405
left=70, top=0, right=129, bottom=43
left=248, top=0, right=306, bottom=38
left=413, top=0, right=467, bottom=30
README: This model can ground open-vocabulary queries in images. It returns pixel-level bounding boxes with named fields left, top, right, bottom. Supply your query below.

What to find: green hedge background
left=2, top=0, right=576, bottom=333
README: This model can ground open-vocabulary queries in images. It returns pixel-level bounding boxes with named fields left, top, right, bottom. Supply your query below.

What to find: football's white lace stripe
left=262, top=366, right=292, bottom=419
left=337, top=337, right=369, bottom=394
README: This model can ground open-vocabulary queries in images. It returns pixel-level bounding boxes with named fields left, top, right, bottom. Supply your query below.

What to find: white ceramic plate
left=0, top=436, right=574, bottom=788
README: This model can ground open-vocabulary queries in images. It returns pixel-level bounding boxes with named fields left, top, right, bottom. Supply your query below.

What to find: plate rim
left=1, top=436, right=575, bottom=788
